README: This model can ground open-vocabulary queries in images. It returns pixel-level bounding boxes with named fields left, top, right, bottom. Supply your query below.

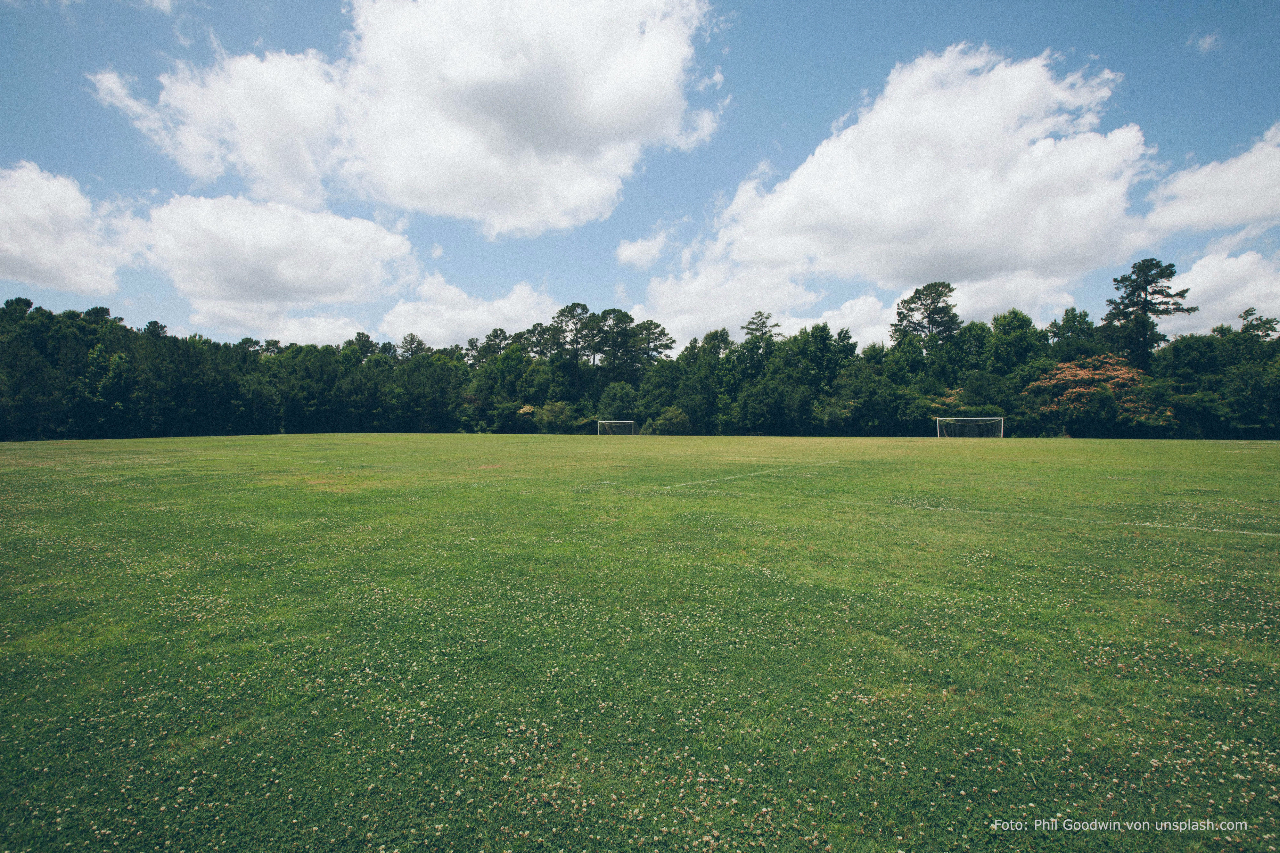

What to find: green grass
left=1, top=434, right=1277, bottom=853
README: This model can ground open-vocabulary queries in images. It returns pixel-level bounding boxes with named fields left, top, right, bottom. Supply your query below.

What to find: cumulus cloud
left=643, top=242, right=824, bottom=344
left=802, top=296, right=898, bottom=351
left=617, top=230, right=670, bottom=269
left=640, top=45, right=1155, bottom=343
left=1160, top=249, right=1280, bottom=336
left=94, top=0, right=716, bottom=236
left=380, top=273, right=559, bottom=348
left=266, top=315, right=368, bottom=346
left=92, top=50, right=342, bottom=210
left=143, top=195, right=414, bottom=334
left=0, top=161, right=137, bottom=295
left=1147, top=124, right=1280, bottom=233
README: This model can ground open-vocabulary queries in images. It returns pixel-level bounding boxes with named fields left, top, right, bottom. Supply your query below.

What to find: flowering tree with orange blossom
left=1021, top=354, right=1176, bottom=437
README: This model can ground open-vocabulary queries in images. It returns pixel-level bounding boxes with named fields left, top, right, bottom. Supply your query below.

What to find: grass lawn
left=1, top=434, right=1277, bottom=852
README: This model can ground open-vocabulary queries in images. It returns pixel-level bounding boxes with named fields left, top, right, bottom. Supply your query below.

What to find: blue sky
left=2, top=0, right=1278, bottom=348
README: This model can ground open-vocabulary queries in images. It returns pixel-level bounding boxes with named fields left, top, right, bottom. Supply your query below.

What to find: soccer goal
left=598, top=420, right=637, bottom=435
left=936, top=417, right=1004, bottom=438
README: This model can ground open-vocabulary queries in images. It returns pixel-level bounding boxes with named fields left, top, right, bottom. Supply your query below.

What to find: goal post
left=597, top=420, right=637, bottom=435
left=936, top=417, right=1004, bottom=438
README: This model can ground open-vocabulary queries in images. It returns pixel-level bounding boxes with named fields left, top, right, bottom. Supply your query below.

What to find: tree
left=1103, top=258, right=1197, bottom=370
left=399, top=333, right=428, bottom=359
left=986, top=309, right=1048, bottom=376
left=597, top=381, right=637, bottom=420
left=1047, top=308, right=1106, bottom=362
left=643, top=405, right=692, bottom=435
left=520, top=323, right=565, bottom=360
left=890, top=282, right=961, bottom=346
left=551, top=303, right=598, bottom=363
left=533, top=401, right=576, bottom=433
left=633, top=319, right=675, bottom=362
left=741, top=311, right=781, bottom=341
left=1021, top=354, right=1176, bottom=437
left=595, top=308, right=640, bottom=382
left=672, top=330, right=732, bottom=434
left=2, top=297, right=33, bottom=324
left=465, top=328, right=511, bottom=365
left=344, top=331, right=378, bottom=361
left=1239, top=307, right=1278, bottom=340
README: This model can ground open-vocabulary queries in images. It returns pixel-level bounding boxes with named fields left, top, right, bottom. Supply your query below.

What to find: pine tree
left=890, top=282, right=961, bottom=346
left=1102, top=258, right=1196, bottom=370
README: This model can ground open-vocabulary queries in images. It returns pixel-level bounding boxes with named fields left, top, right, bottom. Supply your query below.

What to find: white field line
left=668, top=474, right=1280, bottom=539
left=663, top=461, right=841, bottom=490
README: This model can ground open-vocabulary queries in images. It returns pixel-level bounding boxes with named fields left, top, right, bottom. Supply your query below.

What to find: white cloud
left=1147, top=124, right=1280, bottom=233
left=947, top=272, right=1078, bottom=327
left=92, top=49, right=341, bottom=210
left=1160, top=249, right=1280, bottom=336
left=1189, top=32, right=1220, bottom=54
left=94, top=0, right=716, bottom=236
left=718, top=45, right=1151, bottom=287
left=641, top=237, right=826, bottom=344
left=640, top=45, right=1154, bottom=343
left=0, top=162, right=136, bottom=295
left=616, top=230, right=670, bottom=269
left=803, top=295, right=898, bottom=350
left=267, top=315, right=368, bottom=346
left=380, top=273, right=558, bottom=348
left=142, top=195, right=414, bottom=334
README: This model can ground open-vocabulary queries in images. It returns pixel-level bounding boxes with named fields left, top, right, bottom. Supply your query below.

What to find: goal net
left=598, top=420, right=637, bottom=435
left=936, top=417, right=1004, bottom=438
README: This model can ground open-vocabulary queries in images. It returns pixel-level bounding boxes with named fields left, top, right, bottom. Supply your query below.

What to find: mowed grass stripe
left=1, top=435, right=1276, bottom=852
left=673, top=485, right=1280, bottom=539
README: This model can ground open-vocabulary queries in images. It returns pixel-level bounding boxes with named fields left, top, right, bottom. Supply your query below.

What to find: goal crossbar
left=597, top=420, right=637, bottom=435
left=936, top=417, right=1004, bottom=438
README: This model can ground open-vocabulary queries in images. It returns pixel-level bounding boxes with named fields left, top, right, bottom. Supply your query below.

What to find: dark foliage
left=3, top=273, right=1276, bottom=440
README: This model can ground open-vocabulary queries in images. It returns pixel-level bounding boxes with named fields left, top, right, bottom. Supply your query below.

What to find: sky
left=2, top=0, right=1279, bottom=350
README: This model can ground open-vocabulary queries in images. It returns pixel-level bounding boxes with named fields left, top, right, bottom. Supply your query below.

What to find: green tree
left=890, top=282, right=961, bottom=347
left=923, top=320, right=992, bottom=389
left=465, top=328, right=511, bottom=365
left=534, top=401, right=576, bottom=433
left=633, top=319, right=675, bottom=362
left=595, top=309, right=641, bottom=383
left=636, top=358, right=680, bottom=425
left=344, top=331, right=379, bottom=361
left=642, top=405, right=692, bottom=435
left=1022, top=354, right=1176, bottom=437
left=1238, top=307, right=1278, bottom=340
left=400, top=351, right=468, bottom=432
left=520, top=322, right=566, bottom=360
left=1103, top=258, right=1196, bottom=370
left=1047, top=308, right=1106, bottom=362
left=741, top=311, right=781, bottom=341
left=551, top=303, right=598, bottom=363
left=672, top=330, right=732, bottom=434
left=399, top=333, right=428, bottom=359
left=597, top=381, right=638, bottom=420
left=986, top=309, right=1048, bottom=375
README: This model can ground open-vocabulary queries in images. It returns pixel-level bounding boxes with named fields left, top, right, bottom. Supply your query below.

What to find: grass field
left=1, top=435, right=1277, bottom=853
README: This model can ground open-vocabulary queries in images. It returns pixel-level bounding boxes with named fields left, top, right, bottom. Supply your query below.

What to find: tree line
left=2, top=259, right=1277, bottom=441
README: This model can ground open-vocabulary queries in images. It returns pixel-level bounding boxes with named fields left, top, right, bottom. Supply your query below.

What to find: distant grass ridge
left=1, top=435, right=1277, bottom=852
